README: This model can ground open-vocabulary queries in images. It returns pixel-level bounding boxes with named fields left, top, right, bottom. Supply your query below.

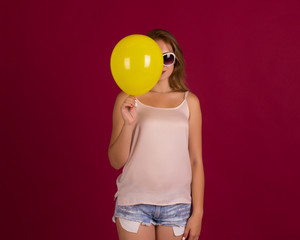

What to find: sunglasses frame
left=163, top=52, right=176, bottom=66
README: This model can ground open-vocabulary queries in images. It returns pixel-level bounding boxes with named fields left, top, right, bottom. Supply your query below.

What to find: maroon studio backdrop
left=1, top=0, right=300, bottom=239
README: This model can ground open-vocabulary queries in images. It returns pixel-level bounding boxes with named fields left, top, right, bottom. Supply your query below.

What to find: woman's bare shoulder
left=186, top=91, right=201, bottom=107
left=114, top=91, right=129, bottom=104
left=186, top=91, right=202, bottom=121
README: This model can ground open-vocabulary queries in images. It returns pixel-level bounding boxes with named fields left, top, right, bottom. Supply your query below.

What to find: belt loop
left=154, top=205, right=161, bottom=219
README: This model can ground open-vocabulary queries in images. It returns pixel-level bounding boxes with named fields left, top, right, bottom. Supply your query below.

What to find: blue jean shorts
left=112, top=199, right=192, bottom=235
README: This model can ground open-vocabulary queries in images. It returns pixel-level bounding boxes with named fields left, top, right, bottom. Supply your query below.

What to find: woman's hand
left=108, top=93, right=137, bottom=170
left=182, top=212, right=203, bottom=240
left=121, top=96, right=137, bottom=126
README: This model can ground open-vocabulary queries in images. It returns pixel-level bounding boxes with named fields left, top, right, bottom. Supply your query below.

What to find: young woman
left=108, top=29, right=204, bottom=240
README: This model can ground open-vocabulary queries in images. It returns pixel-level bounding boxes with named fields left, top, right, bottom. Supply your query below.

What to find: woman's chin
left=158, top=75, right=170, bottom=82
left=158, top=78, right=166, bottom=82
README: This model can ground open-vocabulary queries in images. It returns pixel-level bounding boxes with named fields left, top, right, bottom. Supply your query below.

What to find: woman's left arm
left=183, top=92, right=205, bottom=240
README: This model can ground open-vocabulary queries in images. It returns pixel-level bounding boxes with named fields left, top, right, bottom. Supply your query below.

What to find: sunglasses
left=163, top=52, right=176, bottom=66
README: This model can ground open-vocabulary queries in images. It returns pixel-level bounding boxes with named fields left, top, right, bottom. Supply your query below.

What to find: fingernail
left=182, top=237, right=185, bottom=240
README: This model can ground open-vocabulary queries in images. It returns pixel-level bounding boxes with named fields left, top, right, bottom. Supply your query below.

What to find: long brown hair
left=147, top=29, right=189, bottom=92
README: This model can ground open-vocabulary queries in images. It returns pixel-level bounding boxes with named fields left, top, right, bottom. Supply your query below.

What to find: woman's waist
left=118, top=163, right=192, bottom=189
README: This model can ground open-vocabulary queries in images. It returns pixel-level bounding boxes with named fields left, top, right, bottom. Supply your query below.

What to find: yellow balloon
left=110, top=34, right=163, bottom=96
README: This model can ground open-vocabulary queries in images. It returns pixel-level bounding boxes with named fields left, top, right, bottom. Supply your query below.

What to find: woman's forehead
left=155, top=39, right=173, bottom=53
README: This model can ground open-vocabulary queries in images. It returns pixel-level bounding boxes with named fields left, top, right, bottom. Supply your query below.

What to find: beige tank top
left=114, top=91, right=192, bottom=206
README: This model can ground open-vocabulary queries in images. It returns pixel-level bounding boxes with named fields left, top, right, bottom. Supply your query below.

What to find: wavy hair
left=147, top=29, right=189, bottom=92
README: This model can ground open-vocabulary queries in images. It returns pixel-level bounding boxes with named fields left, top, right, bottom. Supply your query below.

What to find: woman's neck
left=150, top=80, right=172, bottom=93
left=149, top=89, right=173, bottom=94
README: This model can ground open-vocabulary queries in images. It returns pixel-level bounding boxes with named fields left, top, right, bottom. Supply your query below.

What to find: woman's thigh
left=155, top=225, right=183, bottom=240
left=115, top=217, right=155, bottom=240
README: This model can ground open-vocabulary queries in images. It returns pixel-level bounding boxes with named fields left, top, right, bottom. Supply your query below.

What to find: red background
left=2, top=0, right=300, bottom=239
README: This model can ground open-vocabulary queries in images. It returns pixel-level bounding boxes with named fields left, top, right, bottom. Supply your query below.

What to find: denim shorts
left=112, top=199, right=192, bottom=235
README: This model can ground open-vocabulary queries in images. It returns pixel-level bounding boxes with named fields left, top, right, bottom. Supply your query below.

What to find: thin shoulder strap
left=184, top=91, right=189, bottom=99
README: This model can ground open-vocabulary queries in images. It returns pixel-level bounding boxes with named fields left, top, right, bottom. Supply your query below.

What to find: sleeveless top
left=114, top=91, right=192, bottom=206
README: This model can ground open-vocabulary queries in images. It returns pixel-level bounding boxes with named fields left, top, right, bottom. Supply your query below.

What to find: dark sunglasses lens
left=163, top=53, right=174, bottom=65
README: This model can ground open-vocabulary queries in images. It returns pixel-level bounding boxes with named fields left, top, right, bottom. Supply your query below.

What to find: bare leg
left=155, top=225, right=183, bottom=240
left=115, top=217, right=155, bottom=240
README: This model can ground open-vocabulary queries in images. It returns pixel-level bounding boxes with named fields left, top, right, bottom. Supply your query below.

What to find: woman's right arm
left=108, top=92, right=137, bottom=170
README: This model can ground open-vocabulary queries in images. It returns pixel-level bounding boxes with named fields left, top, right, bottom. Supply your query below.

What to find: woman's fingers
left=120, top=96, right=137, bottom=125
left=122, top=96, right=136, bottom=108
